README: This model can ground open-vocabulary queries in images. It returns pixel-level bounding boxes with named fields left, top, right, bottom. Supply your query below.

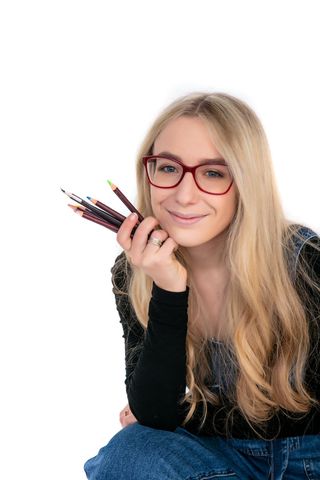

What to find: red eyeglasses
left=142, top=155, right=234, bottom=195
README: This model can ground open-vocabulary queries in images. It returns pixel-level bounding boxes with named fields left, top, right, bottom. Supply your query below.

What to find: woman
left=84, top=92, right=320, bottom=479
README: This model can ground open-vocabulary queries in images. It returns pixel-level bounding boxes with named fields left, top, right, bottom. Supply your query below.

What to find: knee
left=84, top=423, right=169, bottom=479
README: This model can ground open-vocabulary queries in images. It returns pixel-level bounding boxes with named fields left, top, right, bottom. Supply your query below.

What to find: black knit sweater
left=111, top=234, right=320, bottom=439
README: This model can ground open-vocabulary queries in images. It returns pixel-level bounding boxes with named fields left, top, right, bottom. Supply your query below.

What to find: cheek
left=212, top=191, right=237, bottom=223
left=225, top=193, right=238, bottom=222
left=150, top=189, right=168, bottom=214
left=150, top=194, right=158, bottom=215
left=225, top=194, right=237, bottom=215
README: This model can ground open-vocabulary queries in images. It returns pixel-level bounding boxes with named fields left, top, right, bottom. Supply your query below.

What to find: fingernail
left=129, top=213, right=138, bottom=220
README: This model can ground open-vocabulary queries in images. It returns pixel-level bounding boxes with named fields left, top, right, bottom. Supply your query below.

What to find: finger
left=119, top=404, right=131, bottom=417
left=123, top=417, right=138, bottom=427
left=116, top=213, right=139, bottom=250
left=120, top=411, right=136, bottom=427
left=120, top=408, right=131, bottom=417
left=121, top=419, right=137, bottom=428
left=145, top=230, right=169, bottom=250
left=154, top=236, right=178, bottom=258
left=128, top=217, right=160, bottom=260
left=119, top=411, right=128, bottom=426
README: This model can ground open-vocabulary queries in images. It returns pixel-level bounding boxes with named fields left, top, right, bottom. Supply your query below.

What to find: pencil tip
left=60, top=187, right=65, bottom=193
left=86, top=196, right=91, bottom=200
left=107, top=179, right=116, bottom=190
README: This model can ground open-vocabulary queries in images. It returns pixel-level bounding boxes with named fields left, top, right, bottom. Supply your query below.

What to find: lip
left=168, top=210, right=207, bottom=225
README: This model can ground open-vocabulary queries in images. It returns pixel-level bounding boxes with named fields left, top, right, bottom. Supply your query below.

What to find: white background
left=1, top=1, right=319, bottom=479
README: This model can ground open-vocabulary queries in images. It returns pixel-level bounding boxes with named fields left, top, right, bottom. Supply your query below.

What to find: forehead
left=153, top=116, right=221, bottom=159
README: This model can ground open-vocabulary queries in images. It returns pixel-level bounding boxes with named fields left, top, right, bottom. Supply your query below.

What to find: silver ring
left=148, top=236, right=163, bottom=247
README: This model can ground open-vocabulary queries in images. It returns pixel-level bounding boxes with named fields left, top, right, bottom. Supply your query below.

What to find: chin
left=167, top=230, right=210, bottom=248
left=177, top=240, right=205, bottom=248
left=168, top=225, right=229, bottom=249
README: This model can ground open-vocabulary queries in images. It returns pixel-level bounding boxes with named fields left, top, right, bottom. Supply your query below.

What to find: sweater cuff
left=151, top=282, right=189, bottom=306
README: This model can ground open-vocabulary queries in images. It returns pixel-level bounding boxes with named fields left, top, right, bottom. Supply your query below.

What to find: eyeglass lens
left=146, top=157, right=232, bottom=194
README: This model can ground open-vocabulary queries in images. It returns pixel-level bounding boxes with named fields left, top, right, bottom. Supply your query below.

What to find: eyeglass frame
left=142, top=155, right=234, bottom=195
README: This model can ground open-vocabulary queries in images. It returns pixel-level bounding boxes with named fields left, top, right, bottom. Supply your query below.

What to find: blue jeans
left=84, top=423, right=320, bottom=479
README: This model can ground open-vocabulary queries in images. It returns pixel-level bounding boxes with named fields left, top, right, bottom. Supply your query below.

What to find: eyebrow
left=155, top=150, right=227, bottom=166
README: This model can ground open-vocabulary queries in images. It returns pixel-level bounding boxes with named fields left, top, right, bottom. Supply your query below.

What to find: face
left=150, top=116, right=237, bottom=249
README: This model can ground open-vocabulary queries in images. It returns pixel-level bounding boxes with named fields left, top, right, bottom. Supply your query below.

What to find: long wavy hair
left=113, top=92, right=320, bottom=435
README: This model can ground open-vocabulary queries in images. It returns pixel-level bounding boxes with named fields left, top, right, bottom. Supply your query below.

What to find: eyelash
left=203, top=170, right=224, bottom=178
left=158, top=165, right=224, bottom=178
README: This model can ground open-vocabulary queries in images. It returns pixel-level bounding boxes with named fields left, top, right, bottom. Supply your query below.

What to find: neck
left=183, top=230, right=229, bottom=273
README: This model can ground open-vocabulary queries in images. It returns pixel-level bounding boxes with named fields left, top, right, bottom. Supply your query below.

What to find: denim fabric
left=84, top=423, right=320, bottom=479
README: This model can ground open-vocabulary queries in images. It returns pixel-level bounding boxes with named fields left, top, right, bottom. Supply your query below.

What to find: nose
left=174, top=171, right=199, bottom=204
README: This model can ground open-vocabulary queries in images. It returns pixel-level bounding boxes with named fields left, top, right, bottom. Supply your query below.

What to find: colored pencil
left=68, top=203, right=104, bottom=217
left=68, top=204, right=136, bottom=237
left=107, top=180, right=144, bottom=223
left=69, top=205, right=119, bottom=233
left=71, top=204, right=89, bottom=213
left=86, top=196, right=126, bottom=222
left=61, top=188, right=122, bottom=228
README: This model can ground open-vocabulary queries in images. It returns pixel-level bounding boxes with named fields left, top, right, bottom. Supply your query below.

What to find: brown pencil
left=61, top=188, right=122, bottom=228
left=107, top=180, right=144, bottom=223
left=68, top=205, right=119, bottom=233
left=86, top=196, right=126, bottom=222
left=68, top=204, right=137, bottom=237
left=71, top=204, right=88, bottom=213
left=68, top=203, right=99, bottom=215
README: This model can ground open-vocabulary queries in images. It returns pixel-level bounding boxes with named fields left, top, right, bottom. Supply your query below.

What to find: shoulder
left=284, top=224, right=320, bottom=280
left=292, top=225, right=320, bottom=277
left=291, top=225, right=320, bottom=317
left=110, top=251, right=140, bottom=328
left=292, top=225, right=320, bottom=265
left=111, top=250, right=132, bottom=295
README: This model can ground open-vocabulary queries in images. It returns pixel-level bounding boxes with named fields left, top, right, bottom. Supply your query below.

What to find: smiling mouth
left=167, top=210, right=207, bottom=225
left=168, top=210, right=207, bottom=219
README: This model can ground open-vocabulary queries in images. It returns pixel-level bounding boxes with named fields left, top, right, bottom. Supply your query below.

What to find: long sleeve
left=111, top=252, right=189, bottom=431
left=127, top=284, right=189, bottom=430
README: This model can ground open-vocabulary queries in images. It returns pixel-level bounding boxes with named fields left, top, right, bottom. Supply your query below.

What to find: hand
left=117, top=213, right=187, bottom=292
left=119, top=403, right=138, bottom=428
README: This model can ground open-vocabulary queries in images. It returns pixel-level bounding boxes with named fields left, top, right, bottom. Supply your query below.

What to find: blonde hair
left=113, top=92, right=320, bottom=437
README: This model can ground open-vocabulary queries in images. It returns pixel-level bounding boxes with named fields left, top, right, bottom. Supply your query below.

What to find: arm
left=111, top=253, right=189, bottom=431
left=127, top=284, right=188, bottom=430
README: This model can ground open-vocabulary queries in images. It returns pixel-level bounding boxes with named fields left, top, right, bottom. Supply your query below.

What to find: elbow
left=129, top=401, right=181, bottom=432
left=134, top=412, right=180, bottom=432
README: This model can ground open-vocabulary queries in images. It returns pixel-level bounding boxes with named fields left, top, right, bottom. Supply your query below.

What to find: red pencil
left=68, top=204, right=136, bottom=237
left=107, top=180, right=144, bottom=223
left=68, top=205, right=118, bottom=233
left=86, top=196, right=126, bottom=222
left=61, top=188, right=122, bottom=227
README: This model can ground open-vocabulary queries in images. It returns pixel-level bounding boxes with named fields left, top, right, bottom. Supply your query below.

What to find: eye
left=204, top=169, right=224, bottom=178
left=155, top=158, right=180, bottom=173
left=159, top=165, right=177, bottom=173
